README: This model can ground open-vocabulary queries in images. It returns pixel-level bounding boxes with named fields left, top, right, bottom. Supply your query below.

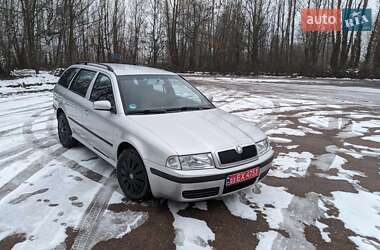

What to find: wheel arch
left=117, top=141, right=140, bottom=159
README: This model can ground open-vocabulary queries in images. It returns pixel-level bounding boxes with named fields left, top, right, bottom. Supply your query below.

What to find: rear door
left=82, top=73, right=117, bottom=160
left=66, top=69, right=97, bottom=140
left=53, top=67, right=79, bottom=111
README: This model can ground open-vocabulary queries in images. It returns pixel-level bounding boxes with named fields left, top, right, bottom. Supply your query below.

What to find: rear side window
left=90, top=73, right=115, bottom=107
left=69, top=69, right=96, bottom=97
left=58, top=68, right=78, bottom=88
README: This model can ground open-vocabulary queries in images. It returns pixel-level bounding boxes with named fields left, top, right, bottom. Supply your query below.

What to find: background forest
left=0, top=0, right=379, bottom=77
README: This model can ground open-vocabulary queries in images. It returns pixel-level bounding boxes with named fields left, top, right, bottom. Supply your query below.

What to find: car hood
left=128, top=108, right=266, bottom=155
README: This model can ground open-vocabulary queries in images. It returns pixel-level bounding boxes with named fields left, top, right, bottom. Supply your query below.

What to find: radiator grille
left=218, top=145, right=257, bottom=165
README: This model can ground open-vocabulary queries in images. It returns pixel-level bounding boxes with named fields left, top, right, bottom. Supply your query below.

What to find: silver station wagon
left=53, top=63, right=274, bottom=201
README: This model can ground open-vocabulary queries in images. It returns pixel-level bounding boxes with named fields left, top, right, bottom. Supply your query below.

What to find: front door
left=83, top=73, right=117, bottom=161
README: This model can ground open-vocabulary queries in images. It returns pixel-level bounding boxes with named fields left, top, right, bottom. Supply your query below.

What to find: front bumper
left=146, top=150, right=274, bottom=202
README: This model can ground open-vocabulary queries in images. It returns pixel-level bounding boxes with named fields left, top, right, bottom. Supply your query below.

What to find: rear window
left=69, top=69, right=96, bottom=97
left=58, top=68, right=79, bottom=88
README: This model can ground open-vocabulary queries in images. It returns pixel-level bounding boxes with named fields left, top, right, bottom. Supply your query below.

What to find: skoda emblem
left=235, top=146, right=243, bottom=154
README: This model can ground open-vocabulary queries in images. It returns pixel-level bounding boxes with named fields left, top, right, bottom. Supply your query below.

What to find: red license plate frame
left=226, top=167, right=260, bottom=186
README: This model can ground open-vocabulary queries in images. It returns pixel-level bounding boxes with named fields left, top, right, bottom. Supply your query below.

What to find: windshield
left=117, top=75, right=214, bottom=114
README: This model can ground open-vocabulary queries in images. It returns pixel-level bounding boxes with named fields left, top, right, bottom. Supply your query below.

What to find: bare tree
left=0, top=0, right=379, bottom=77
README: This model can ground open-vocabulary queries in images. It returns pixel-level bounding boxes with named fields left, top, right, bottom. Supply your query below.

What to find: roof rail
left=77, top=61, right=114, bottom=72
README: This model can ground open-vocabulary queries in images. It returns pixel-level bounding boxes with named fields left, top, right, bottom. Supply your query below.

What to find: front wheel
left=117, top=149, right=151, bottom=200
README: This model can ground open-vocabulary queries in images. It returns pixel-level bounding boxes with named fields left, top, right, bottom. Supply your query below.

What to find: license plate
left=226, top=167, right=260, bottom=186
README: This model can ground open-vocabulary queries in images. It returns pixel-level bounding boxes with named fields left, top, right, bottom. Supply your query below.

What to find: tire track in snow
left=0, top=140, right=58, bottom=170
left=0, top=93, right=48, bottom=104
left=0, top=100, right=50, bottom=112
left=57, top=156, right=109, bottom=185
left=0, top=109, right=58, bottom=164
left=0, top=146, right=68, bottom=201
left=25, top=110, right=113, bottom=186
left=0, top=108, right=111, bottom=201
left=0, top=104, right=51, bottom=117
left=0, top=109, right=52, bottom=138
left=22, top=108, right=113, bottom=186
left=71, top=170, right=118, bottom=250
left=1, top=123, right=56, bottom=140
left=0, top=99, right=123, bottom=250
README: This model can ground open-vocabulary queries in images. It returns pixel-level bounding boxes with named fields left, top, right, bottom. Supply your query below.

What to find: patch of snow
left=329, top=191, right=380, bottom=242
left=299, top=116, right=349, bottom=130
left=223, top=194, right=257, bottom=221
left=349, top=120, right=380, bottom=134
left=0, top=72, right=59, bottom=96
left=349, top=236, right=380, bottom=250
left=297, top=126, right=323, bottom=135
left=220, top=97, right=274, bottom=113
left=362, top=135, right=380, bottom=143
left=337, top=131, right=363, bottom=139
left=266, top=128, right=305, bottom=137
left=89, top=209, right=148, bottom=248
left=0, top=71, right=58, bottom=88
left=327, top=104, right=342, bottom=109
left=296, top=110, right=343, bottom=117
left=0, top=161, right=102, bottom=249
left=256, top=231, right=283, bottom=250
left=286, top=145, right=300, bottom=150
left=62, top=148, right=114, bottom=177
left=349, top=114, right=379, bottom=119
left=326, top=145, right=363, bottom=159
left=108, top=190, right=125, bottom=205
left=270, top=152, right=314, bottom=178
left=225, top=185, right=324, bottom=250
left=193, top=202, right=208, bottom=211
left=268, top=136, right=292, bottom=144
left=223, top=184, right=294, bottom=230
left=0, top=150, right=52, bottom=189
left=315, top=221, right=331, bottom=242
left=343, top=142, right=380, bottom=157
left=313, top=154, right=365, bottom=180
left=168, top=202, right=215, bottom=250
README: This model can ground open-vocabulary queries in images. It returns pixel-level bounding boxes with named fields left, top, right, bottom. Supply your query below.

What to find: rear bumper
left=147, top=150, right=273, bottom=202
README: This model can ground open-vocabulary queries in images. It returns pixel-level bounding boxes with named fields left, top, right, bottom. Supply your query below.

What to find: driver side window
left=90, top=73, right=115, bottom=108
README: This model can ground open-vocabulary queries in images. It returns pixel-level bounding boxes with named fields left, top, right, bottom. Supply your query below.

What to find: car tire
left=117, top=149, right=151, bottom=201
left=57, top=113, right=77, bottom=148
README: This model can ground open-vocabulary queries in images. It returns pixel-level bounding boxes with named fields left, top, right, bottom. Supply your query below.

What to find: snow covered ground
left=0, top=71, right=58, bottom=97
left=0, top=74, right=379, bottom=249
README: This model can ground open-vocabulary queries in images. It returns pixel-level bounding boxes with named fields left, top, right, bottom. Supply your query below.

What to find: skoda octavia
left=53, top=63, right=274, bottom=201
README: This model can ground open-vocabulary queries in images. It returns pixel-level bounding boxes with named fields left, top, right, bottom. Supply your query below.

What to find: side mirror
left=207, top=95, right=214, bottom=102
left=93, top=100, right=112, bottom=111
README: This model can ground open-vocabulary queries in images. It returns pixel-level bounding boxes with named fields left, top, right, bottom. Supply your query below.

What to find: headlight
left=166, top=153, right=215, bottom=170
left=166, top=156, right=181, bottom=170
left=256, top=139, right=269, bottom=155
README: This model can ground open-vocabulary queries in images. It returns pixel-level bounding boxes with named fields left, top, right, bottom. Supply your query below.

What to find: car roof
left=71, top=63, right=176, bottom=76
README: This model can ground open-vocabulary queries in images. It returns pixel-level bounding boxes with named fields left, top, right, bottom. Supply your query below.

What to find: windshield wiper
left=128, top=106, right=212, bottom=114
left=128, top=109, right=168, bottom=115
left=166, top=106, right=212, bottom=112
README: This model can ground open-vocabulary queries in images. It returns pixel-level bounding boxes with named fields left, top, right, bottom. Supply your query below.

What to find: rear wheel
left=57, top=113, right=77, bottom=148
left=117, top=149, right=151, bottom=200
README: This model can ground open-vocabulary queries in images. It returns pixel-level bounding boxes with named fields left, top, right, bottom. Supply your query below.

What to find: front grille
left=182, top=187, right=219, bottom=199
left=218, top=145, right=257, bottom=165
